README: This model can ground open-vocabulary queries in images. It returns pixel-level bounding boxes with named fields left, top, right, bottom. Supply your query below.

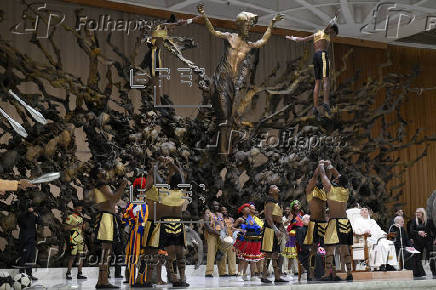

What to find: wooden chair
left=351, top=232, right=371, bottom=271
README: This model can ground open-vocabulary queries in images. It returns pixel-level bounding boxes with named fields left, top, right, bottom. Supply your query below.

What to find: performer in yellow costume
left=140, top=156, right=190, bottom=287
left=286, top=12, right=339, bottom=119
left=92, top=167, right=129, bottom=289
left=261, top=185, right=288, bottom=284
left=65, top=201, right=87, bottom=280
left=318, top=160, right=353, bottom=281
left=304, top=166, right=328, bottom=281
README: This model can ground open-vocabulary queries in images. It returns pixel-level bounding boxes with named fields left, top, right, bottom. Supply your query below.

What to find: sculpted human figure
left=197, top=4, right=283, bottom=153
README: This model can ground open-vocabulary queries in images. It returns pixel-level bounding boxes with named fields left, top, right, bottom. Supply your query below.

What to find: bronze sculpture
left=197, top=4, right=283, bottom=154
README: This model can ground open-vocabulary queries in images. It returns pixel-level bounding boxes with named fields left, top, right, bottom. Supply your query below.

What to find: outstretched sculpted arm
left=286, top=34, right=313, bottom=43
left=162, top=15, right=202, bottom=27
left=250, top=14, right=283, bottom=48
left=197, top=4, right=229, bottom=39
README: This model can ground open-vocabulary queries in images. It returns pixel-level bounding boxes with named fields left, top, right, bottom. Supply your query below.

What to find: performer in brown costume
left=197, top=4, right=283, bottom=153
left=93, top=167, right=129, bottom=289
left=141, top=156, right=189, bottom=287
left=318, top=161, right=353, bottom=281
left=260, top=185, right=288, bottom=284
left=304, top=166, right=328, bottom=281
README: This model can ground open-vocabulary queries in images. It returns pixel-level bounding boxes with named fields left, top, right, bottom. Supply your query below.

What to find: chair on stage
left=346, top=208, right=371, bottom=271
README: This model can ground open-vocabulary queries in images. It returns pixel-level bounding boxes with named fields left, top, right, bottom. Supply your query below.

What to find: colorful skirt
left=282, top=235, right=297, bottom=259
left=234, top=237, right=264, bottom=262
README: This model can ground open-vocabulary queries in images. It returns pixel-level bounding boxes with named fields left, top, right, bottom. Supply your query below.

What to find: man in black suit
left=17, top=199, right=42, bottom=280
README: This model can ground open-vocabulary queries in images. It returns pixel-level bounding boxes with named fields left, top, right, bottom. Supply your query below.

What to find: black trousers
left=298, top=247, right=324, bottom=279
left=112, top=241, right=124, bottom=277
left=20, top=241, right=36, bottom=276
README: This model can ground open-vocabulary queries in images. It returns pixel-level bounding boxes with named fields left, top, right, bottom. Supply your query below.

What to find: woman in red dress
left=233, top=203, right=264, bottom=281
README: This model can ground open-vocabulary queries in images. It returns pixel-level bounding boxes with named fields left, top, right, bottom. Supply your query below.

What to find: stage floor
left=3, top=265, right=436, bottom=290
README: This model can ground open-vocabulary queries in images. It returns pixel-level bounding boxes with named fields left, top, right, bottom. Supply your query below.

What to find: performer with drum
left=218, top=207, right=238, bottom=276
left=204, top=200, right=225, bottom=277
left=233, top=203, right=264, bottom=281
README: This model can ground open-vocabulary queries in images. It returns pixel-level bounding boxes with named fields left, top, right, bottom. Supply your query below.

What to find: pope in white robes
left=350, top=208, right=398, bottom=269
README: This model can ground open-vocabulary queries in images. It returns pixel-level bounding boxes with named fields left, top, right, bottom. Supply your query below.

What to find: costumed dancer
left=143, top=156, right=190, bottom=287
left=261, top=185, right=288, bottom=284
left=285, top=200, right=304, bottom=275
left=233, top=203, right=264, bottom=280
left=249, top=203, right=264, bottom=277
left=204, top=200, right=225, bottom=277
left=219, top=206, right=238, bottom=277
left=111, top=205, right=126, bottom=280
left=279, top=206, right=291, bottom=275
left=122, top=177, right=149, bottom=286
left=92, top=167, right=129, bottom=289
left=281, top=214, right=298, bottom=275
left=65, top=200, right=88, bottom=280
left=318, top=160, right=353, bottom=281
left=304, top=166, right=328, bottom=281
left=286, top=11, right=339, bottom=119
left=295, top=215, right=311, bottom=276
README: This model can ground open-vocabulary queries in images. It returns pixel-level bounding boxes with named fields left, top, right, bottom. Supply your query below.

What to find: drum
left=220, top=236, right=234, bottom=250
left=220, top=229, right=234, bottom=249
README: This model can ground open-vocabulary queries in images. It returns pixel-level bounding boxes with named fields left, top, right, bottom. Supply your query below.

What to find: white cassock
left=352, top=217, right=398, bottom=268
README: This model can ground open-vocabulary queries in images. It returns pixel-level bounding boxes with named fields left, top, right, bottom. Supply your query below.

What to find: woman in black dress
left=409, top=207, right=435, bottom=277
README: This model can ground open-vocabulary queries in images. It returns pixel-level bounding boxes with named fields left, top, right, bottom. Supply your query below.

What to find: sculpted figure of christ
left=197, top=4, right=283, bottom=154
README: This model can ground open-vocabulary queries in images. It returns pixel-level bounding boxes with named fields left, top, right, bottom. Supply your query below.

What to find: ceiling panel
left=351, top=4, right=374, bottom=24
left=105, top=0, right=436, bottom=49
left=183, top=2, right=269, bottom=20
left=421, top=0, right=436, bottom=9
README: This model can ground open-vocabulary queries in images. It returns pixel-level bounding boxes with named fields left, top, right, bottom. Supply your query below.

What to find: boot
left=96, top=266, right=119, bottom=289
left=177, top=258, right=188, bottom=286
left=114, top=265, right=122, bottom=278
left=260, top=277, right=272, bottom=283
left=319, top=273, right=332, bottom=282
left=77, top=272, right=87, bottom=280
left=261, top=259, right=271, bottom=283
left=331, top=269, right=342, bottom=281
left=273, top=261, right=288, bottom=283
left=166, top=258, right=177, bottom=284
left=66, top=271, right=72, bottom=280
